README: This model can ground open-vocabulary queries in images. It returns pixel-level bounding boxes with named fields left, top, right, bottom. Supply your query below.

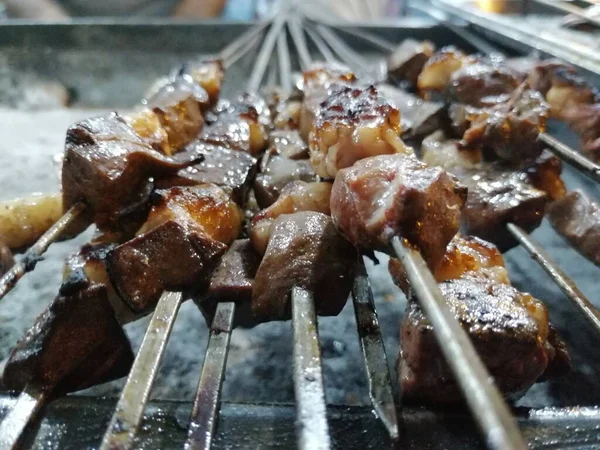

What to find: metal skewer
left=351, top=261, right=399, bottom=440
left=0, top=385, right=47, bottom=450
left=531, top=0, right=600, bottom=28
left=291, top=287, right=331, bottom=450
left=293, top=17, right=399, bottom=442
left=184, top=16, right=290, bottom=450
left=507, top=223, right=600, bottom=336
left=392, top=237, right=527, bottom=450
left=0, top=202, right=86, bottom=301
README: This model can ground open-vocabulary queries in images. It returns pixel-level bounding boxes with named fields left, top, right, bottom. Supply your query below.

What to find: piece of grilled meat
left=399, top=274, right=570, bottom=404
left=330, top=153, right=467, bottom=270
left=0, top=241, right=14, bottom=276
left=377, top=85, right=446, bottom=143
left=200, top=92, right=270, bottom=156
left=387, top=39, right=435, bottom=88
left=422, top=132, right=558, bottom=251
left=267, top=130, right=309, bottom=160
left=3, top=284, right=134, bottom=396
left=252, top=212, right=357, bottom=323
left=417, top=47, right=475, bottom=93
left=179, top=58, right=224, bottom=107
left=548, top=190, right=600, bottom=267
left=299, top=62, right=357, bottom=141
left=250, top=181, right=332, bottom=255
left=62, top=112, right=201, bottom=235
left=389, top=234, right=509, bottom=295
left=107, top=185, right=242, bottom=313
left=157, top=141, right=257, bottom=207
left=309, top=85, right=410, bottom=179
left=196, top=239, right=262, bottom=328
left=254, top=151, right=318, bottom=208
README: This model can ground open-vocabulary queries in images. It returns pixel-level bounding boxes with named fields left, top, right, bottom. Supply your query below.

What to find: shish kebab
left=316, top=23, right=600, bottom=336
left=0, top=24, right=267, bottom=450
left=307, top=22, right=577, bottom=400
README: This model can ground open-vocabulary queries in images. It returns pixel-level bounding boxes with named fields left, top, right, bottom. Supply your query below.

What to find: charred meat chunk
left=387, top=39, right=435, bottom=87
left=399, top=275, right=569, bottom=404
left=196, top=239, right=262, bottom=328
left=200, top=92, right=270, bottom=156
left=252, top=212, right=357, bottom=323
left=378, top=84, right=446, bottom=142
left=446, top=61, right=521, bottom=107
left=559, top=103, right=600, bottom=160
left=3, top=284, right=134, bottom=395
left=330, top=153, right=466, bottom=270
left=130, top=76, right=208, bottom=155
left=250, top=181, right=332, bottom=255
left=268, top=130, right=309, bottom=160
left=548, top=190, right=600, bottom=267
left=390, top=234, right=509, bottom=295
left=417, top=47, right=474, bottom=93
left=254, top=153, right=318, bottom=208
left=179, top=58, right=224, bottom=107
left=309, top=85, right=410, bottom=179
left=62, top=112, right=201, bottom=234
left=299, top=62, right=357, bottom=140
left=457, top=86, right=549, bottom=163
left=156, top=141, right=257, bottom=207
left=525, top=150, right=566, bottom=201
left=461, top=167, right=547, bottom=252
left=107, top=185, right=242, bottom=313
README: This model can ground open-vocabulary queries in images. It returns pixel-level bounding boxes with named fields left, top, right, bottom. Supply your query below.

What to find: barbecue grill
left=1, top=2, right=600, bottom=449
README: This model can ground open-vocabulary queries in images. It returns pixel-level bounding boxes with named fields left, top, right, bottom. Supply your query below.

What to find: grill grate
left=0, top=6, right=600, bottom=450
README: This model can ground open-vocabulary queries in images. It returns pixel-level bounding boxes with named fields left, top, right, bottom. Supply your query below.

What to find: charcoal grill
left=1, top=3, right=600, bottom=449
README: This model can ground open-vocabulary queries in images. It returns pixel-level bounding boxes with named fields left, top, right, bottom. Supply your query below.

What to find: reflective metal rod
left=0, top=202, right=86, bottom=301
left=291, top=287, right=331, bottom=450
left=220, top=22, right=270, bottom=64
left=100, top=291, right=183, bottom=450
left=332, top=26, right=395, bottom=52
left=313, top=24, right=367, bottom=67
left=277, top=29, right=293, bottom=92
left=351, top=261, right=399, bottom=440
left=507, top=223, right=600, bottom=335
left=391, top=236, right=527, bottom=450
left=222, top=28, right=265, bottom=69
left=303, top=21, right=337, bottom=64
left=185, top=302, right=235, bottom=450
left=539, top=132, right=600, bottom=184
left=288, top=16, right=313, bottom=69
left=531, top=0, right=600, bottom=28
left=0, top=385, right=46, bottom=450
left=248, top=14, right=289, bottom=92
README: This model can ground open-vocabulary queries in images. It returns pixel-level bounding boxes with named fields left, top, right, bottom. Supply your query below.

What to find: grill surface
left=1, top=19, right=600, bottom=449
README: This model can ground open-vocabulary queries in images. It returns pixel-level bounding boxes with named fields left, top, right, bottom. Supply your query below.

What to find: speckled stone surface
left=1, top=108, right=600, bottom=411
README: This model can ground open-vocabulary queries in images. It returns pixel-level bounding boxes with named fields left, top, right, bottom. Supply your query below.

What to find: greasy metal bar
left=184, top=302, right=235, bottom=450
left=531, top=0, right=600, bottom=28
left=0, top=385, right=47, bottom=450
left=303, top=21, right=337, bottom=64
left=222, top=28, right=265, bottom=69
left=312, top=23, right=368, bottom=68
left=288, top=16, right=312, bottom=69
left=333, top=27, right=395, bottom=52
left=248, top=14, right=288, bottom=92
left=0, top=202, right=86, bottom=301
left=392, top=236, right=527, bottom=450
left=351, top=261, right=399, bottom=440
left=277, top=29, right=293, bottom=92
left=220, top=22, right=270, bottom=64
left=291, top=287, right=331, bottom=450
left=538, top=133, right=600, bottom=184
left=507, top=223, right=600, bottom=335
left=100, top=291, right=183, bottom=450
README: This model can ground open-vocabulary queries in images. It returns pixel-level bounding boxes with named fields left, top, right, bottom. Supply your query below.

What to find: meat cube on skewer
left=525, top=150, right=566, bottom=201
left=389, top=234, right=510, bottom=295
left=548, top=190, right=600, bottom=267
left=252, top=211, right=357, bottom=323
left=3, top=284, right=134, bottom=395
left=377, top=85, right=446, bottom=142
left=129, top=76, right=208, bottom=155
left=417, top=47, right=475, bottom=93
left=156, top=141, right=258, bottom=207
left=201, top=93, right=271, bottom=156
left=62, top=113, right=201, bottom=234
left=387, top=39, right=435, bottom=87
left=196, top=239, right=262, bottom=328
left=268, top=130, right=309, bottom=160
left=254, top=153, right=318, bottom=208
left=250, top=181, right=332, bottom=255
left=309, top=85, right=411, bottom=179
left=179, top=58, right=225, bottom=107
left=107, top=184, right=243, bottom=313
left=399, top=275, right=570, bottom=404
left=330, top=153, right=467, bottom=270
